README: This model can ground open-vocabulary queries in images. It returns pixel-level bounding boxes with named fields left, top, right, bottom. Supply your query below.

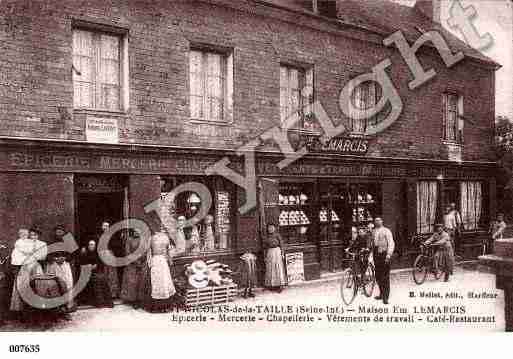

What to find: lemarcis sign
left=304, top=136, right=369, bottom=155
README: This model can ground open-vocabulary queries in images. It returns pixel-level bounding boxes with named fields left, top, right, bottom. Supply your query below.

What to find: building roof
left=258, top=0, right=501, bottom=69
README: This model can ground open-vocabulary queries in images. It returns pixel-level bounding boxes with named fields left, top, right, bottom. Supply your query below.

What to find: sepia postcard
left=0, top=1, right=513, bottom=346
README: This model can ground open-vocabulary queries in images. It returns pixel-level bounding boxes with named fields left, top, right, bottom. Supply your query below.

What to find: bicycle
left=412, top=243, right=442, bottom=285
left=340, top=248, right=375, bottom=305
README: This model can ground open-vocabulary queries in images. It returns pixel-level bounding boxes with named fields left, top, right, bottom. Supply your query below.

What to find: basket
left=185, top=284, right=238, bottom=308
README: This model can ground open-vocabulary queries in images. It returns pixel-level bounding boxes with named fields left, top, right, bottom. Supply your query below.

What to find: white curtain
left=417, top=181, right=438, bottom=234
left=350, top=85, right=365, bottom=133
left=460, top=182, right=482, bottom=230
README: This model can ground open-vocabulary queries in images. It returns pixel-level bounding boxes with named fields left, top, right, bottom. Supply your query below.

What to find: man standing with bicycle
left=372, top=218, right=395, bottom=305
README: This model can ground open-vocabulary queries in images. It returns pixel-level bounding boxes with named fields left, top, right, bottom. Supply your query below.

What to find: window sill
left=188, top=118, right=233, bottom=126
left=73, top=108, right=128, bottom=117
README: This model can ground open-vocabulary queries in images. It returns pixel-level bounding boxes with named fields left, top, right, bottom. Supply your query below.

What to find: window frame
left=72, top=24, right=129, bottom=113
left=159, top=176, right=235, bottom=257
left=188, top=46, right=234, bottom=124
left=279, top=63, right=315, bottom=131
left=347, top=79, right=390, bottom=136
left=442, top=92, right=464, bottom=144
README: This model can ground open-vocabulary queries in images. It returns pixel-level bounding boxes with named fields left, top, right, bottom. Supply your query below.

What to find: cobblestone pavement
left=0, top=263, right=505, bottom=332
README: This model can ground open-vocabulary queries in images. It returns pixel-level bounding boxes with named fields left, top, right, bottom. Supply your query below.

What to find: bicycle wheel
left=362, top=263, right=376, bottom=297
left=340, top=268, right=357, bottom=305
left=412, top=255, right=428, bottom=285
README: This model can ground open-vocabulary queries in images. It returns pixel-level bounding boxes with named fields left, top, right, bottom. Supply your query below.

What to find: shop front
left=256, top=151, right=497, bottom=279
left=0, top=138, right=498, bottom=286
left=0, top=140, right=253, bottom=286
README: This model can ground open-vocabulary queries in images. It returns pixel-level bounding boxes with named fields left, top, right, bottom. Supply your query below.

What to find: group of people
left=345, top=208, right=509, bottom=305
left=0, top=221, right=187, bottom=325
left=1, top=209, right=508, bottom=323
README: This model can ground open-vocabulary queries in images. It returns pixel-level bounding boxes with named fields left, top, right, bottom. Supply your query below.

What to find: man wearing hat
left=424, top=223, right=454, bottom=282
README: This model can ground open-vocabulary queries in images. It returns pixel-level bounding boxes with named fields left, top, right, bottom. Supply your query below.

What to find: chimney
left=414, top=0, right=441, bottom=23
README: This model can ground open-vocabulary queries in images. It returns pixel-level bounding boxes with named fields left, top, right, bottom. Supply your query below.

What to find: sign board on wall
left=285, top=252, right=305, bottom=285
left=304, top=135, right=369, bottom=155
left=86, top=117, right=119, bottom=144
left=446, top=143, right=462, bottom=163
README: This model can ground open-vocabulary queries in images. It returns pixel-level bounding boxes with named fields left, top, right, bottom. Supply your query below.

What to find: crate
left=185, top=284, right=238, bottom=308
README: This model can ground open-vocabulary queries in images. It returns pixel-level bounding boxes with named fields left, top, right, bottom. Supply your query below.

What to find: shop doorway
left=75, top=175, right=128, bottom=252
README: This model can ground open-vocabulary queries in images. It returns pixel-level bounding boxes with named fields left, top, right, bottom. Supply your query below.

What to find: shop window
left=280, top=64, right=315, bottom=131
left=160, top=176, right=233, bottom=255
left=323, top=183, right=380, bottom=242
left=72, top=28, right=128, bottom=111
left=416, top=181, right=438, bottom=234
left=443, top=93, right=464, bottom=143
left=189, top=49, right=233, bottom=123
left=278, top=183, right=315, bottom=245
left=460, top=181, right=483, bottom=231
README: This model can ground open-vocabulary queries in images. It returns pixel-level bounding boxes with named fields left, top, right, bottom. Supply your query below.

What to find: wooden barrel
left=31, top=274, right=65, bottom=299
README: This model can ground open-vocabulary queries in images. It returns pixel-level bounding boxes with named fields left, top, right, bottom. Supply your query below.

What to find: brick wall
left=0, top=0, right=496, bottom=162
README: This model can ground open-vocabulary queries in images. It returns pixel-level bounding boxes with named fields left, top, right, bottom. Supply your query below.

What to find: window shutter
left=367, top=82, right=376, bottom=129
left=73, top=30, right=94, bottom=108
left=290, top=69, right=300, bottom=128
left=304, top=68, right=314, bottom=105
left=280, top=66, right=288, bottom=125
left=350, top=85, right=364, bottom=133
left=99, top=34, right=120, bottom=111
left=442, top=93, right=447, bottom=140
left=189, top=50, right=203, bottom=119
left=225, top=53, right=233, bottom=122
left=458, top=95, right=464, bottom=143
left=206, top=53, right=223, bottom=121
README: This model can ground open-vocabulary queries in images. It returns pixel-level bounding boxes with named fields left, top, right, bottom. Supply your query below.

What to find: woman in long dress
left=79, top=240, right=113, bottom=308
left=10, top=228, right=47, bottom=321
left=120, top=229, right=146, bottom=309
left=264, top=224, right=287, bottom=292
left=45, top=225, right=74, bottom=314
left=142, top=232, right=176, bottom=313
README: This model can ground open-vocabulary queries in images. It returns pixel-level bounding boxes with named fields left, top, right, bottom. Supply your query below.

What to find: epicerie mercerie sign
left=85, top=117, right=119, bottom=144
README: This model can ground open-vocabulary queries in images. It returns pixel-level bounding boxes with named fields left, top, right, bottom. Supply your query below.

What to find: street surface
left=0, top=263, right=505, bottom=332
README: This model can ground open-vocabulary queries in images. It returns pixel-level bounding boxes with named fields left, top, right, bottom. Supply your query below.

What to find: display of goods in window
left=319, top=208, right=340, bottom=223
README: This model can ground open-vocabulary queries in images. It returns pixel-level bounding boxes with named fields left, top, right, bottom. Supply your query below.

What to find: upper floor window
left=72, top=28, right=128, bottom=112
left=349, top=81, right=392, bottom=134
left=280, top=64, right=314, bottom=130
left=189, top=49, right=233, bottom=123
left=443, top=93, right=464, bottom=143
